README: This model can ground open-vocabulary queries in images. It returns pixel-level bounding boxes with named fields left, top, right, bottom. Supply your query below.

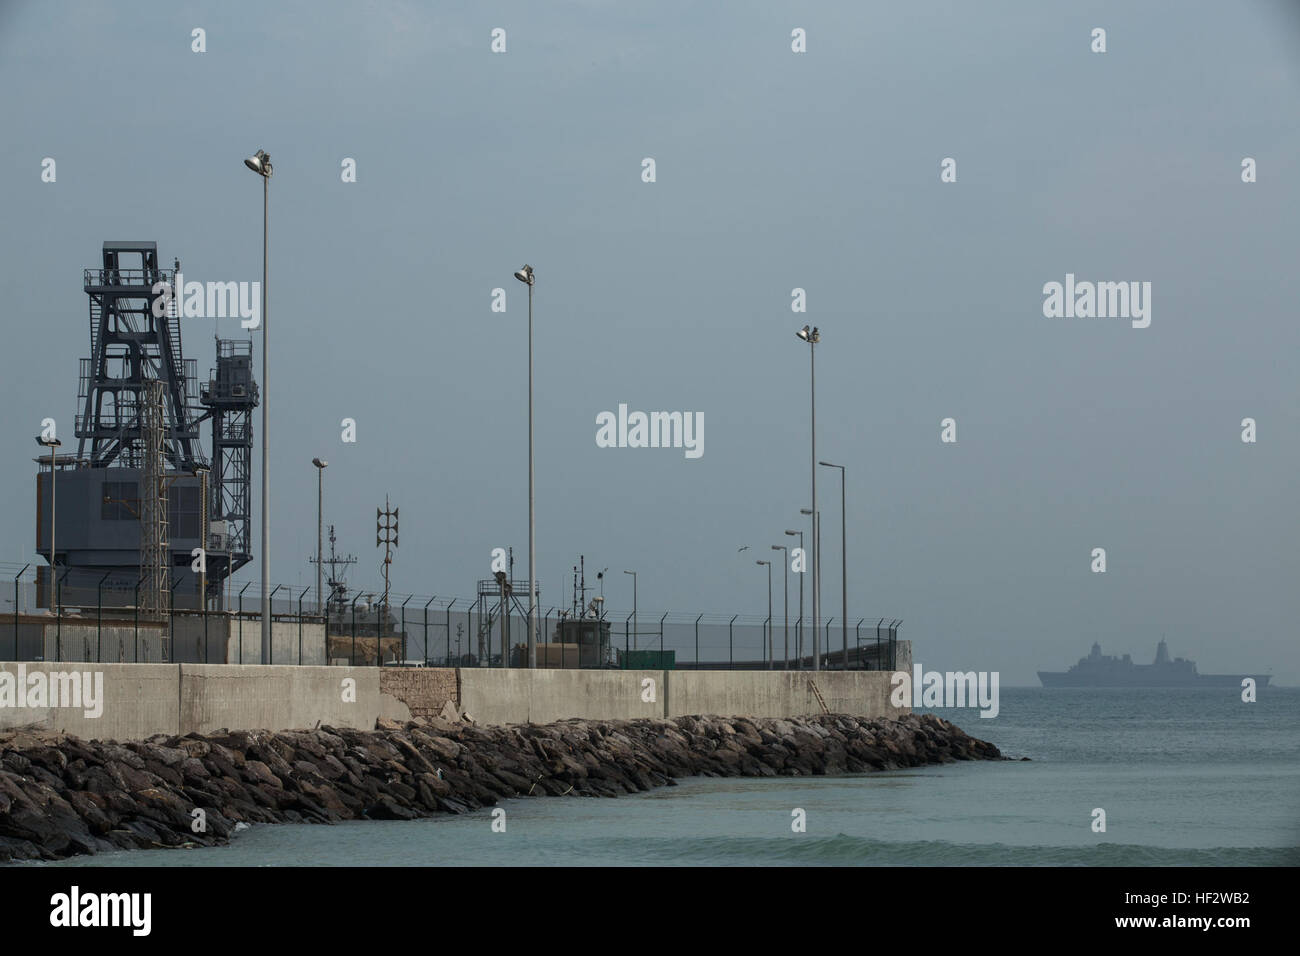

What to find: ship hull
left=1038, top=671, right=1271, bottom=688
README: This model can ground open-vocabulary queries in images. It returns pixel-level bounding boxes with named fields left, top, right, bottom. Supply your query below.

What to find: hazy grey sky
left=2, top=1, right=1297, bottom=683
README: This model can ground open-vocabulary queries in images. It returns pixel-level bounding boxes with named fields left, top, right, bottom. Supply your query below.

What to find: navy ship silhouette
left=1038, top=640, right=1271, bottom=688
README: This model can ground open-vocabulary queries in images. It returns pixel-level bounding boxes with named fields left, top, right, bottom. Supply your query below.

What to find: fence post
left=423, top=596, right=435, bottom=665
left=855, top=619, right=864, bottom=670
left=351, top=594, right=360, bottom=666
left=298, top=587, right=308, bottom=665
left=400, top=596, right=411, bottom=664
left=96, top=572, right=109, bottom=662
left=446, top=599, right=456, bottom=665
left=268, top=584, right=285, bottom=665
left=659, top=613, right=667, bottom=662
left=55, top=572, right=63, bottom=663
left=729, top=614, right=737, bottom=670
left=14, top=564, right=28, bottom=660
left=694, top=613, right=702, bottom=667
left=544, top=608, right=552, bottom=668
left=238, top=582, right=252, bottom=664
left=134, top=577, right=142, bottom=663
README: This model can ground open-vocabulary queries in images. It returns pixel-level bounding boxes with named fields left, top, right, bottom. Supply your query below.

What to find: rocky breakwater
left=0, top=712, right=1001, bottom=861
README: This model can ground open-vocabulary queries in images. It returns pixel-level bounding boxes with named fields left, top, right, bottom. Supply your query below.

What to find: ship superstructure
left=1038, top=640, right=1270, bottom=688
left=34, top=242, right=258, bottom=611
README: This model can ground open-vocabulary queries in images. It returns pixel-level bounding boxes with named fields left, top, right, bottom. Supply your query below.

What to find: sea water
left=34, top=687, right=1300, bottom=867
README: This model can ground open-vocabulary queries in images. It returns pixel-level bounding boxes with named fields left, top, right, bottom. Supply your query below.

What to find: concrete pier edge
left=0, top=645, right=911, bottom=740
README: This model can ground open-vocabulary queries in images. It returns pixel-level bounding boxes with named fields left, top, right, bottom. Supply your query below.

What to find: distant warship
left=1038, top=640, right=1271, bottom=688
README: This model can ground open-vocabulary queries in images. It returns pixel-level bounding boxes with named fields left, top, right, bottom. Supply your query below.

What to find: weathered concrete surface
left=178, top=665, right=404, bottom=736
left=379, top=668, right=458, bottom=720
left=0, top=661, right=911, bottom=742
left=457, top=668, right=665, bottom=725
left=3, top=615, right=329, bottom=666
left=663, top=669, right=903, bottom=720
left=0, top=712, right=1003, bottom=861
left=8, top=619, right=168, bottom=664
left=220, top=620, right=326, bottom=666
left=0, top=665, right=403, bottom=741
left=0, top=663, right=177, bottom=741
left=455, top=668, right=906, bottom=725
left=895, top=640, right=913, bottom=682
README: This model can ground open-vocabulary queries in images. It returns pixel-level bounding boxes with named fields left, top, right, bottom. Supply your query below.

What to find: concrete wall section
left=894, top=640, right=912, bottom=680
left=216, top=620, right=326, bottom=666
left=178, top=664, right=400, bottom=736
left=529, top=669, right=664, bottom=724
left=457, top=669, right=664, bottom=725
left=218, top=620, right=324, bottom=666
left=379, top=668, right=458, bottom=719
left=0, top=662, right=914, bottom=741
left=456, top=668, right=907, bottom=725
left=0, top=662, right=178, bottom=741
left=663, top=669, right=906, bottom=721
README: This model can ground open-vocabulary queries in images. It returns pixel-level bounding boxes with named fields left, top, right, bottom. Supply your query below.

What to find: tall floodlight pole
left=820, top=460, right=847, bottom=669
left=785, top=529, right=803, bottom=668
left=795, top=325, right=820, bottom=669
left=771, top=545, right=788, bottom=669
left=312, top=458, right=327, bottom=612
left=36, top=436, right=62, bottom=610
left=800, top=508, right=818, bottom=666
left=756, top=560, right=772, bottom=669
left=244, top=148, right=272, bottom=664
left=623, top=570, right=637, bottom=650
left=514, top=264, right=537, bottom=668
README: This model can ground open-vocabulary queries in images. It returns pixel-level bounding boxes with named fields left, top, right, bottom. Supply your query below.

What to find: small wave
left=569, top=835, right=1300, bottom=867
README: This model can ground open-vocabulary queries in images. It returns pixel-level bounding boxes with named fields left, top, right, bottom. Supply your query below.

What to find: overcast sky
left=2, top=1, right=1297, bottom=684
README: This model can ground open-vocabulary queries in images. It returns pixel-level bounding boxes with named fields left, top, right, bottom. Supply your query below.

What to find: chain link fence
left=1, top=563, right=900, bottom=669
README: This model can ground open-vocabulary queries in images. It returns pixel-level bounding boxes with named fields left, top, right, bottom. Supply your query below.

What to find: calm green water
left=34, top=687, right=1300, bottom=866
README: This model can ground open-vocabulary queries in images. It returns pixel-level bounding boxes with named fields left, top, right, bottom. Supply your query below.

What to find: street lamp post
left=771, top=545, right=788, bottom=669
left=35, top=435, right=62, bottom=611
left=756, top=559, right=772, bottom=669
left=623, top=570, right=637, bottom=651
left=820, top=460, right=847, bottom=670
left=799, top=507, right=821, bottom=667
left=784, top=528, right=803, bottom=668
left=513, top=264, right=537, bottom=668
left=795, top=325, right=820, bottom=669
left=312, top=458, right=327, bottom=613
left=244, top=147, right=272, bottom=665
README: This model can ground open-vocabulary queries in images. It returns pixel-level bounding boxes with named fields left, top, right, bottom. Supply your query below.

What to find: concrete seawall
left=0, top=652, right=912, bottom=741
left=4, top=616, right=327, bottom=665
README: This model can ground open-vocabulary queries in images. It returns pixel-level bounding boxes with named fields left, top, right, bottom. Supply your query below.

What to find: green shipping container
left=620, top=649, right=676, bottom=670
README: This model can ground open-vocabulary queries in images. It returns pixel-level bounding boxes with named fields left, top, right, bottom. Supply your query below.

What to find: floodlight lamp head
left=514, top=264, right=534, bottom=285
left=312, top=457, right=327, bottom=468
left=244, top=149, right=272, bottom=177
left=795, top=325, right=811, bottom=341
